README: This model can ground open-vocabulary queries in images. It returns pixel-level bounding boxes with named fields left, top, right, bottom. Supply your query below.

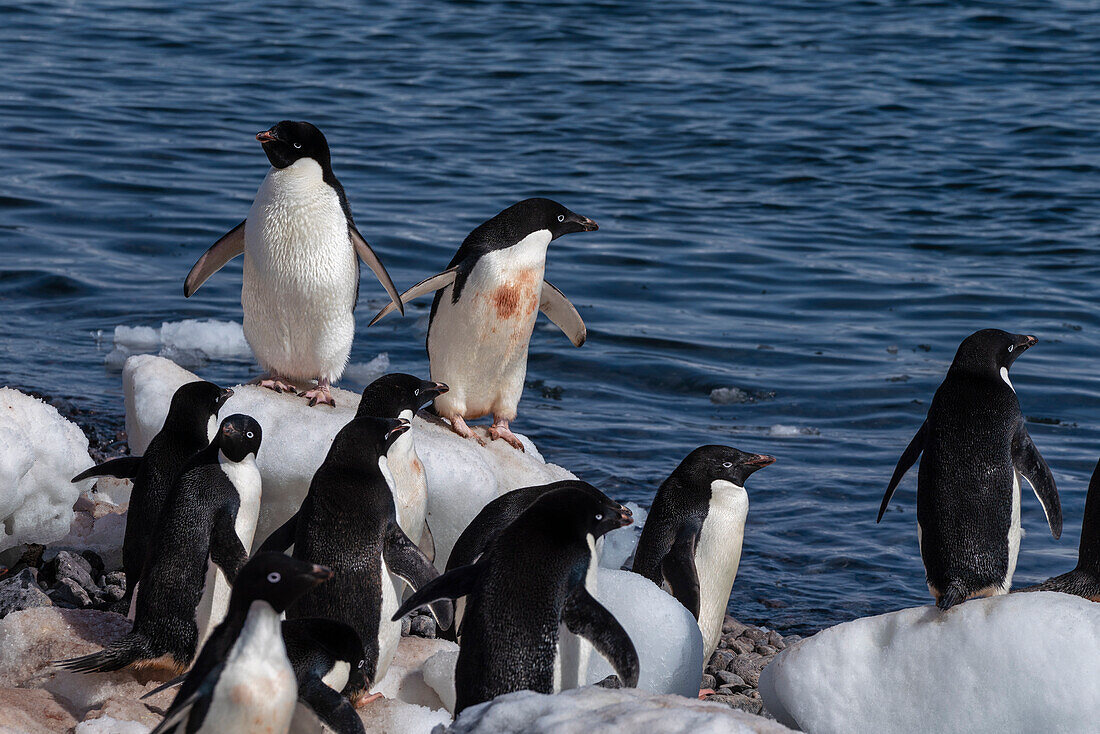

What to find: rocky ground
left=700, top=616, right=804, bottom=718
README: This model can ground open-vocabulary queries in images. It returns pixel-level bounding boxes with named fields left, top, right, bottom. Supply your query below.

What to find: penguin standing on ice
left=184, top=120, right=403, bottom=407
left=58, top=415, right=263, bottom=674
left=71, top=380, right=231, bottom=605
left=370, top=198, right=596, bottom=449
left=150, top=552, right=333, bottom=734
left=631, top=446, right=775, bottom=661
left=393, top=484, right=639, bottom=714
left=877, top=329, right=1062, bottom=610
left=259, top=415, right=452, bottom=693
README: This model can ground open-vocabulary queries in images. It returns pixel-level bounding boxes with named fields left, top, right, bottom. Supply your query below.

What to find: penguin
left=630, top=446, right=775, bottom=662
left=393, top=484, right=639, bottom=714
left=877, top=329, right=1062, bottom=610
left=183, top=120, right=403, bottom=407
left=356, top=373, right=449, bottom=557
left=150, top=552, right=333, bottom=734
left=71, top=380, right=231, bottom=606
left=1019, top=455, right=1100, bottom=601
left=369, top=198, right=596, bottom=449
left=283, top=618, right=369, bottom=734
left=57, top=415, right=263, bottom=674
left=258, top=414, right=453, bottom=693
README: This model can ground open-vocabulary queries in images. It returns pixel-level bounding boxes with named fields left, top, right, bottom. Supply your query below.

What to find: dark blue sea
left=2, top=0, right=1098, bottom=634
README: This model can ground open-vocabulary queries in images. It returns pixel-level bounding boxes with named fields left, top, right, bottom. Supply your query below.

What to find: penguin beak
left=1017, top=334, right=1038, bottom=350
left=385, top=419, right=411, bottom=441
left=256, top=130, right=278, bottom=144
left=302, top=564, right=333, bottom=584
left=216, top=388, right=233, bottom=409
left=612, top=504, right=633, bottom=528
left=747, top=454, right=776, bottom=467
left=576, top=215, right=599, bottom=232
left=425, top=381, right=449, bottom=398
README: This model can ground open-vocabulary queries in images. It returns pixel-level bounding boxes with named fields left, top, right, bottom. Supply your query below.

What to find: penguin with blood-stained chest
left=878, top=329, right=1063, bottom=610
left=631, top=446, right=775, bottom=662
left=183, top=121, right=403, bottom=407
left=150, top=552, right=333, bottom=734
left=393, top=483, right=639, bottom=715
left=370, top=198, right=596, bottom=449
left=71, top=380, right=231, bottom=607
left=57, top=415, right=263, bottom=675
left=1019, top=454, right=1100, bottom=601
left=258, top=414, right=452, bottom=694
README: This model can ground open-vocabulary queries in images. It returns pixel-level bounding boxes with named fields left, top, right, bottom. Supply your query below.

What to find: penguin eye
left=595, top=513, right=603, bottom=521
left=267, top=572, right=281, bottom=583
left=414, top=389, right=420, bottom=396
left=557, top=214, right=565, bottom=222
left=292, top=142, right=302, bottom=149
left=358, top=660, right=365, bottom=668
left=722, top=462, right=733, bottom=468
left=246, top=432, right=254, bottom=439
left=1008, top=344, right=1014, bottom=352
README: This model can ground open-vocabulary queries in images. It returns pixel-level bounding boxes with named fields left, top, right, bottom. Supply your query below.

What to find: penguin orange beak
left=385, top=419, right=411, bottom=441
left=256, top=130, right=278, bottom=144
left=747, top=454, right=776, bottom=467
left=303, top=564, right=333, bottom=584
left=578, top=216, right=599, bottom=231
left=1019, top=334, right=1038, bottom=349
left=613, top=504, right=633, bottom=528
left=216, top=388, right=233, bottom=408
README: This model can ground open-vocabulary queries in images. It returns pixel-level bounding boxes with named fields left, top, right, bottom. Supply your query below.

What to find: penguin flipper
left=368, top=268, right=458, bottom=326
left=140, top=672, right=186, bottom=700
left=661, top=519, right=702, bottom=620
left=349, top=224, right=403, bottom=317
left=382, top=522, right=454, bottom=630
left=299, top=676, right=367, bottom=734
left=72, top=456, right=143, bottom=482
left=539, top=280, right=587, bottom=347
left=1012, top=422, right=1062, bottom=539
left=391, top=561, right=484, bottom=625
left=877, top=421, right=927, bottom=522
left=209, top=508, right=249, bottom=584
left=257, top=512, right=299, bottom=554
left=420, top=521, right=436, bottom=563
left=562, top=585, right=640, bottom=688
left=184, top=220, right=246, bottom=298
left=151, top=663, right=221, bottom=734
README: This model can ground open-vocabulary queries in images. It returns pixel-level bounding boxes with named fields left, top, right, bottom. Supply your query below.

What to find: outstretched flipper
left=150, top=662, right=223, bottom=734
left=184, top=221, right=246, bottom=297
left=257, top=512, right=300, bottom=554
left=1011, top=422, right=1062, bottom=538
left=369, top=268, right=458, bottom=326
left=349, top=225, right=403, bottom=317
left=562, top=585, right=639, bottom=688
left=72, top=456, right=143, bottom=483
left=539, top=280, right=586, bottom=347
left=298, top=677, right=366, bottom=734
left=382, top=522, right=454, bottom=630
left=877, top=421, right=927, bottom=522
left=391, top=561, right=484, bottom=623
left=662, top=519, right=701, bottom=620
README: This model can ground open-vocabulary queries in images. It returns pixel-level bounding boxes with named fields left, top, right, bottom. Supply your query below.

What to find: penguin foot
left=258, top=377, right=297, bottom=394
left=448, top=415, right=487, bottom=446
left=353, top=691, right=384, bottom=708
left=298, top=380, right=335, bottom=408
left=489, top=419, right=524, bottom=451
left=698, top=688, right=716, bottom=699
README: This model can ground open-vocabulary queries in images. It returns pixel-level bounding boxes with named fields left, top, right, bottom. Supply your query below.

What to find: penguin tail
left=935, top=583, right=968, bottom=611
left=53, top=633, right=155, bottom=674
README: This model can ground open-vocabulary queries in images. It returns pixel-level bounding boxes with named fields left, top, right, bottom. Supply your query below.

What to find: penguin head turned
left=213, top=413, right=263, bottom=462
left=531, top=482, right=633, bottom=543
left=356, top=373, right=449, bottom=419
left=256, top=121, right=331, bottom=170
left=676, top=445, right=776, bottom=488
left=232, top=552, right=332, bottom=614
left=166, top=381, right=232, bottom=429
left=950, top=328, right=1037, bottom=379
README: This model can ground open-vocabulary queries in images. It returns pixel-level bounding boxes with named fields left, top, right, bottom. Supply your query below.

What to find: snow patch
left=75, top=716, right=150, bottom=734
left=101, top=319, right=252, bottom=370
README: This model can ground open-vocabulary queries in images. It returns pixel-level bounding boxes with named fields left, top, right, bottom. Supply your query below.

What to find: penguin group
left=54, top=120, right=1099, bottom=732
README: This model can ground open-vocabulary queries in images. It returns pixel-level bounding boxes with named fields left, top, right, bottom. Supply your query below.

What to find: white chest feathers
left=695, top=480, right=749, bottom=660
left=201, top=601, right=296, bottom=733
left=380, top=410, right=428, bottom=542
left=556, top=533, right=599, bottom=693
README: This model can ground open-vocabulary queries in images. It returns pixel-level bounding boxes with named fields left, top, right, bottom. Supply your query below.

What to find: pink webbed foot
left=447, top=415, right=486, bottom=446
left=298, top=379, right=336, bottom=408
left=489, top=418, right=524, bottom=452
left=698, top=688, right=716, bottom=699
left=252, top=373, right=296, bottom=394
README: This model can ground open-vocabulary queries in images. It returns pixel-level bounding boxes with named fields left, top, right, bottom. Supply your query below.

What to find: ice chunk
left=585, top=568, right=703, bottom=697
left=598, top=502, right=647, bottom=570
left=124, top=355, right=576, bottom=561
left=768, top=424, right=819, bottom=437
left=447, top=686, right=794, bottom=733
left=342, top=353, right=392, bottom=387
left=710, top=387, right=749, bottom=404
left=0, top=388, right=95, bottom=551
left=49, top=498, right=127, bottom=569
left=422, top=649, right=460, bottom=714
left=75, top=716, right=150, bottom=734
left=372, top=636, right=457, bottom=710
left=759, top=592, right=1100, bottom=733
left=112, top=320, right=251, bottom=360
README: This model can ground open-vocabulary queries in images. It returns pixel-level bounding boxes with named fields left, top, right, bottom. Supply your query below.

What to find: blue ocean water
left=2, top=0, right=1098, bottom=634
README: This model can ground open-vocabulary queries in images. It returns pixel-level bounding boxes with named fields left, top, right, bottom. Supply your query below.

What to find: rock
left=446, top=686, right=794, bottom=733
left=102, top=585, right=125, bottom=603
left=0, top=568, right=52, bottom=618
left=728, top=638, right=754, bottom=655
left=700, top=673, right=716, bottom=691
left=755, top=644, right=776, bottom=656
left=760, top=593, right=1100, bottom=733
left=717, top=671, right=747, bottom=688
left=741, top=627, right=767, bottom=643
left=722, top=616, right=750, bottom=637
left=708, top=649, right=735, bottom=672
left=410, top=613, right=437, bottom=639
left=49, top=500, right=127, bottom=570
left=48, top=551, right=99, bottom=595
left=0, top=687, right=79, bottom=734
left=729, top=658, right=760, bottom=687
left=49, top=577, right=92, bottom=608
left=766, top=630, right=785, bottom=649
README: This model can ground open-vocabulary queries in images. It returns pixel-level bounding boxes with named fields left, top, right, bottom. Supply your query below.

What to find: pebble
left=755, top=644, right=776, bottom=656
left=715, top=670, right=746, bottom=688
left=0, top=568, right=52, bottom=618
left=700, top=673, right=716, bottom=691
left=410, top=613, right=437, bottom=638
left=707, top=650, right=735, bottom=673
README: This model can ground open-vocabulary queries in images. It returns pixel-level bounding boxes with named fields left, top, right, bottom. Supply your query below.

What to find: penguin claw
left=259, top=378, right=296, bottom=394
left=447, top=415, right=487, bottom=445
left=355, top=691, right=384, bottom=708
left=489, top=421, right=525, bottom=452
left=298, top=383, right=335, bottom=407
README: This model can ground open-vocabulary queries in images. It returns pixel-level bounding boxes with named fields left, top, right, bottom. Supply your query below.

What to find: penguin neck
left=163, top=409, right=216, bottom=446
left=357, top=393, right=411, bottom=420
left=231, top=600, right=284, bottom=656
left=1078, top=462, right=1100, bottom=575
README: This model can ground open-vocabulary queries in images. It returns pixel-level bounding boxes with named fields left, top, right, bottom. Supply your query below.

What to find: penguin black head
left=232, top=552, right=332, bottom=614
left=513, top=197, right=598, bottom=240
left=165, top=381, right=232, bottom=430
left=531, top=483, right=633, bottom=542
left=676, top=445, right=776, bottom=487
left=256, top=121, right=331, bottom=170
left=356, top=373, right=449, bottom=419
left=213, top=414, right=263, bottom=462
left=333, top=415, right=411, bottom=466
left=949, top=329, right=1038, bottom=378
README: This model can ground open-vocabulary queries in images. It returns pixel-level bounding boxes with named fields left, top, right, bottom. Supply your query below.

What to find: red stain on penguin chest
left=490, top=269, right=540, bottom=320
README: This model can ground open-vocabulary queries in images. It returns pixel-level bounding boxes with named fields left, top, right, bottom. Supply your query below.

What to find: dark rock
left=755, top=644, right=776, bottom=656
left=741, top=627, right=767, bottom=643
left=410, top=613, right=437, bottom=638
left=767, top=630, right=785, bottom=649
left=49, top=578, right=92, bottom=608
left=102, top=584, right=126, bottom=603
left=400, top=616, right=412, bottom=637
left=700, top=673, right=716, bottom=691
left=708, top=650, right=734, bottom=673
left=728, top=638, right=753, bottom=655
left=729, top=658, right=760, bottom=687
left=706, top=693, right=763, bottom=716
left=47, top=552, right=98, bottom=596
left=594, top=675, right=622, bottom=689
left=80, top=550, right=105, bottom=574
left=715, top=670, right=746, bottom=688
left=104, top=571, right=126, bottom=590
left=721, top=616, right=749, bottom=637
left=0, top=568, right=52, bottom=618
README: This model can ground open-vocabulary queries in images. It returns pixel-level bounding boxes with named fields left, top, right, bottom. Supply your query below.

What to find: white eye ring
left=595, top=513, right=603, bottom=521
left=246, top=431, right=254, bottom=439
left=1008, top=344, right=1014, bottom=352
left=414, top=389, right=420, bottom=396
left=358, top=660, right=365, bottom=668
left=267, top=572, right=281, bottom=583
left=557, top=214, right=565, bottom=222
left=293, top=142, right=302, bottom=149
left=722, top=462, right=733, bottom=468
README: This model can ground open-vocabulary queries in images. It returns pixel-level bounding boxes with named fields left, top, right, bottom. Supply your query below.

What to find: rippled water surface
left=3, top=0, right=1100, bottom=633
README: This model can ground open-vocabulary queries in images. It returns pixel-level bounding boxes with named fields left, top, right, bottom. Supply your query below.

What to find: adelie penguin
left=71, top=380, right=231, bottom=607
left=370, top=197, right=596, bottom=449
left=877, top=329, right=1062, bottom=610
left=393, top=483, right=639, bottom=714
left=184, top=120, right=404, bottom=407
left=150, top=552, right=333, bottom=734
left=258, top=414, right=452, bottom=693
left=58, top=415, right=263, bottom=674
left=631, top=445, right=775, bottom=662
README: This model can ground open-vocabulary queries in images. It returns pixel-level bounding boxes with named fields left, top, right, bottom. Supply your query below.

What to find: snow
left=124, top=355, right=576, bottom=551
left=0, top=388, right=95, bottom=552
left=759, top=592, right=1100, bottom=734
left=447, top=686, right=794, bottom=734
left=50, top=497, right=127, bottom=569
left=598, top=502, right=647, bottom=570
left=103, top=319, right=252, bottom=369
left=373, top=636, right=458, bottom=710
left=586, top=568, right=704, bottom=697
left=422, top=648, right=460, bottom=714
left=341, top=353, right=392, bottom=387
left=74, top=716, right=150, bottom=734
